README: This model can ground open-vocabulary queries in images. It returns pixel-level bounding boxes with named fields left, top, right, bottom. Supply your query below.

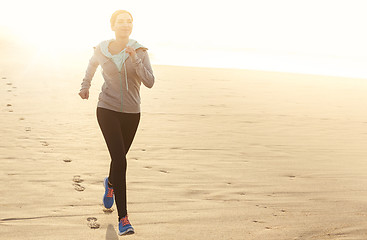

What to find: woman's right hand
left=79, top=89, right=89, bottom=99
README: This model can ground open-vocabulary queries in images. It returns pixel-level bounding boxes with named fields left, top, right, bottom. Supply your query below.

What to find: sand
left=2, top=41, right=367, bottom=240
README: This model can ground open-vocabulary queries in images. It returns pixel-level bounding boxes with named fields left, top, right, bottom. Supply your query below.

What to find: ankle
left=118, top=214, right=128, bottom=222
left=107, top=180, right=113, bottom=188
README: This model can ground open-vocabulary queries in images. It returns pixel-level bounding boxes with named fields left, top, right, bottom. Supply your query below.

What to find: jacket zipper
left=119, top=71, right=123, bottom=112
left=120, top=51, right=129, bottom=112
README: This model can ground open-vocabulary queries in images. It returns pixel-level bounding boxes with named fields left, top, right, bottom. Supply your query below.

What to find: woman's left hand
left=126, top=46, right=136, bottom=57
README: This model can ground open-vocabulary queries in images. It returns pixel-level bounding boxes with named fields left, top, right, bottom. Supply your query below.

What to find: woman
left=79, top=10, right=154, bottom=235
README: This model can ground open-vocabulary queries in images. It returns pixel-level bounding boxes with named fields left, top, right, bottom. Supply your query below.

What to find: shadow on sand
left=106, top=224, right=119, bottom=240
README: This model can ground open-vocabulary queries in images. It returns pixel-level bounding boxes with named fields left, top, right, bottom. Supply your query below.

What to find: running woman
left=78, top=10, right=154, bottom=235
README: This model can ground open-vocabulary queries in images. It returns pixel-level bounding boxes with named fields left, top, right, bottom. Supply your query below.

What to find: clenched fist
left=79, top=89, right=89, bottom=99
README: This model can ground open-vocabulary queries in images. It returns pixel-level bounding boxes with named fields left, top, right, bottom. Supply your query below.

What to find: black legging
left=96, top=107, right=140, bottom=219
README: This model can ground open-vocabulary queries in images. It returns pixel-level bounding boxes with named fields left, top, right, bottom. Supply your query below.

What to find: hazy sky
left=1, top=0, right=366, bottom=77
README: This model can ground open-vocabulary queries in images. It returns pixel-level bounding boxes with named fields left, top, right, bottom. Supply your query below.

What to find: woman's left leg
left=108, top=112, right=140, bottom=219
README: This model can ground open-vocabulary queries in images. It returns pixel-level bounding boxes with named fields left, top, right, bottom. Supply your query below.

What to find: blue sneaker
left=118, top=215, right=134, bottom=235
left=103, top=177, right=114, bottom=209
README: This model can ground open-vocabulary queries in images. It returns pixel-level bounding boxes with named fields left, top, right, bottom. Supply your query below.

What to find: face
left=112, top=13, right=133, bottom=38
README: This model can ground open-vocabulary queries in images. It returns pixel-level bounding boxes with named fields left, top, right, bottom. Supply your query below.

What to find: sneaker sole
left=118, top=228, right=134, bottom=235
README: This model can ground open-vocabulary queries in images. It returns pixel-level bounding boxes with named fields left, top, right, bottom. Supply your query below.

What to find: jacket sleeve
left=80, top=49, right=99, bottom=90
left=131, top=50, right=155, bottom=88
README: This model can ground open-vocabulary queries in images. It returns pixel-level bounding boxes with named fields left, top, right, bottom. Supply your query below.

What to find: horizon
left=1, top=0, right=366, bottom=79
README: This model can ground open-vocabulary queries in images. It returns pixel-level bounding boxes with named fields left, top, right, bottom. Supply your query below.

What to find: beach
left=2, top=43, right=367, bottom=239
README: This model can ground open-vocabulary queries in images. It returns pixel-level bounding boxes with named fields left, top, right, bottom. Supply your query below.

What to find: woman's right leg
left=96, top=107, right=128, bottom=218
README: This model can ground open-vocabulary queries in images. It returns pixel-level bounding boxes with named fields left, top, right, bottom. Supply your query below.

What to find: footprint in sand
left=87, top=217, right=100, bottom=229
left=103, top=208, right=114, bottom=213
left=73, top=184, right=85, bottom=191
left=6, top=104, right=13, bottom=112
left=143, top=166, right=169, bottom=174
left=73, top=175, right=84, bottom=183
left=40, top=141, right=49, bottom=146
left=73, top=175, right=85, bottom=191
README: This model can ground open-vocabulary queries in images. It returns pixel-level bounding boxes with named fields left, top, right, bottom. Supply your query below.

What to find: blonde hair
left=110, top=10, right=133, bottom=27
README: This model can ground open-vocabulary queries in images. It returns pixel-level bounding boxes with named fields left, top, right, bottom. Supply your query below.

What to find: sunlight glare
left=1, top=0, right=366, bottom=78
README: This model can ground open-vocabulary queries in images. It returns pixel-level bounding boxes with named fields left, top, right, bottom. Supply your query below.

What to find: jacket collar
left=99, top=39, right=147, bottom=59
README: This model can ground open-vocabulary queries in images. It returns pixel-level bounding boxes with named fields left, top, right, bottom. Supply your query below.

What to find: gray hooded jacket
left=81, top=39, right=154, bottom=113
